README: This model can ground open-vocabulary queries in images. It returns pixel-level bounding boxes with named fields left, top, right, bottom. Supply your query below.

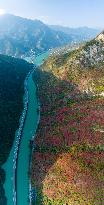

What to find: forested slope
left=32, top=32, right=104, bottom=205
left=0, top=55, right=33, bottom=204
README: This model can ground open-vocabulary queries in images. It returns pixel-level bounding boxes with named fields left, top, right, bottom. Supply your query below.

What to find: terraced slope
left=32, top=32, right=104, bottom=205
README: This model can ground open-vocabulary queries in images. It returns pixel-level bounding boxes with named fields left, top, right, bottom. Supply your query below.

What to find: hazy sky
left=0, top=0, right=104, bottom=28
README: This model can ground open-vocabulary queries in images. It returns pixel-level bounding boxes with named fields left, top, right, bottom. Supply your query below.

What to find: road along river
left=2, top=51, right=49, bottom=205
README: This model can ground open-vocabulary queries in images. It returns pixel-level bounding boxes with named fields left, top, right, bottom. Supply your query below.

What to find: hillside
left=0, top=14, right=74, bottom=58
left=0, top=55, right=33, bottom=205
left=32, top=32, right=104, bottom=204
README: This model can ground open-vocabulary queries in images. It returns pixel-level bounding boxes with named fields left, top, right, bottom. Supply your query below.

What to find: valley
left=0, top=14, right=100, bottom=59
left=0, top=10, right=103, bottom=205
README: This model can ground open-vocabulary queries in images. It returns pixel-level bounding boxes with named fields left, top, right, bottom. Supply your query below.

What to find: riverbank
left=2, top=52, right=49, bottom=205
left=29, top=52, right=50, bottom=205
left=13, top=70, right=32, bottom=205
left=0, top=57, right=33, bottom=205
left=2, top=69, right=33, bottom=205
left=16, top=69, right=39, bottom=205
left=28, top=82, right=40, bottom=205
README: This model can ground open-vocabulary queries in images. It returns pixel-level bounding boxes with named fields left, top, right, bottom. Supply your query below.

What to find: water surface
left=3, top=51, right=49, bottom=205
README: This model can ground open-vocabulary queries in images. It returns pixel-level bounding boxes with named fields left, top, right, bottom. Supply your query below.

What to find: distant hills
left=0, top=14, right=72, bottom=58
left=50, top=25, right=101, bottom=43
left=0, top=14, right=101, bottom=58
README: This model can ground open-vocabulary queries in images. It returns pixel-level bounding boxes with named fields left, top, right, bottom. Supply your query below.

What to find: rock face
left=62, top=32, right=104, bottom=74
left=96, top=31, right=104, bottom=41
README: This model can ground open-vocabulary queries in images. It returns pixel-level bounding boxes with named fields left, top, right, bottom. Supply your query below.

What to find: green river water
left=3, top=51, right=49, bottom=205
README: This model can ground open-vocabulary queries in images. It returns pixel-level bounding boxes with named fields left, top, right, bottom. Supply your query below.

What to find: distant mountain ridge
left=0, top=14, right=101, bottom=58
left=50, top=25, right=101, bottom=42
left=0, top=14, right=73, bottom=58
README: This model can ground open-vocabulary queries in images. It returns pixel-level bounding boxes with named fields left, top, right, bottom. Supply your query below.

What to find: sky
left=0, top=0, right=104, bottom=28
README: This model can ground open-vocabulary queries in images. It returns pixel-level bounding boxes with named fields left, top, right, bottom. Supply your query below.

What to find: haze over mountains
left=50, top=25, right=101, bottom=42
left=0, top=14, right=101, bottom=58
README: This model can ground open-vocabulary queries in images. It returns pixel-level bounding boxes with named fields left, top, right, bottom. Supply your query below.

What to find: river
left=2, top=51, right=49, bottom=205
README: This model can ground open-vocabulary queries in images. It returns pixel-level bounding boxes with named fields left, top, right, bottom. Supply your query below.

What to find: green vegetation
left=0, top=54, right=33, bottom=204
left=32, top=35, right=104, bottom=205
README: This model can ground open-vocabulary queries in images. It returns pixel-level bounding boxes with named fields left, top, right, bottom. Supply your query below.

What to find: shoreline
left=3, top=52, right=49, bottom=205
left=12, top=68, right=37, bottom=205
left=13, top=52, right=49, bottom=205
left=28, top=68, right=40, bottom=205
left=13, top=70, right=31, bottom=205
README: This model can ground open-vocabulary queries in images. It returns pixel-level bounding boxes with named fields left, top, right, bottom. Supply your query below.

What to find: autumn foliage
left=32, top=50, right=104, bottom=205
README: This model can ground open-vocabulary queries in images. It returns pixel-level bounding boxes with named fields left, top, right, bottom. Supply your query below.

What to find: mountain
left=0, top=14, right=74, bottom=58
left=41, top=30, right=104, bottom=95
left=0, top=55, right=33, bottom=205
left=0, top=14, right=101, bottom=59
left=50, top=25, right=101, bottom=42
left=32, top=32, right=104, bottom=204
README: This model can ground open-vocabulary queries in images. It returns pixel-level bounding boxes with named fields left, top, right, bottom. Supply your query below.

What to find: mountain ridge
left=50, top=24, right=101, bottom=41
left=0, top=14, right=73, bottom=58
left=0, top=14, right=101, bottom=59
